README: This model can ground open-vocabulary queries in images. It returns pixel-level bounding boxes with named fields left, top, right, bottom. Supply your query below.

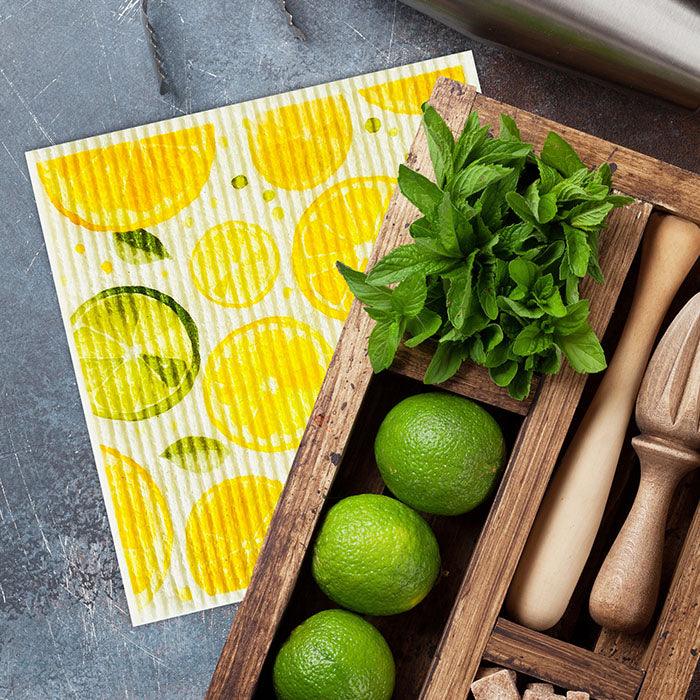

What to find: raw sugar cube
left=471, top=668, right=520, bottom=699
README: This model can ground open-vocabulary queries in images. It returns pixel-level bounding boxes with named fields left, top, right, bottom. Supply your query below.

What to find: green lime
left=71, top=286, right=199, bottom=421
left=312, top=494, right=440, bottom=615
left=273, top=609, right=394, bottom=700
left=375, top=392, right=506, bottom=515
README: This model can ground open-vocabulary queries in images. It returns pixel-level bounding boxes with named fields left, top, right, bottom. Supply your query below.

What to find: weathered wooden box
left=208, top=80, right=700, bottom=700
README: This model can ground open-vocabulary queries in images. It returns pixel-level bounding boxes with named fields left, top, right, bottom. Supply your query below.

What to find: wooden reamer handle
left=589, top=436, right=700, bottom=632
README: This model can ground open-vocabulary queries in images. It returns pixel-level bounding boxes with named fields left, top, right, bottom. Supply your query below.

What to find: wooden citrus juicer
left=589, top=293, right=700, bottom=633
left=507, top=214, right=700, bottom=631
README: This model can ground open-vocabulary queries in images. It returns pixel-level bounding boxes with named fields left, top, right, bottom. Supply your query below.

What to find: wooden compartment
left=208, top=80, right=700, bottom=699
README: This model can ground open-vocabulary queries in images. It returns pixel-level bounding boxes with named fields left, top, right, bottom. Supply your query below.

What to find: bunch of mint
left=337, top=108, right=633, bottom=400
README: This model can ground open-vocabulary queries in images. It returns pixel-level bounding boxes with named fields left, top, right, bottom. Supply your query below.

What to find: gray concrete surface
left=1, top=1, right=698, bottom=698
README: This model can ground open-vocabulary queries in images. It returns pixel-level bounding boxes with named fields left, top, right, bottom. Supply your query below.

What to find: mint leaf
left=539, top=347, right=562, bottom=374
left=482, top=324, right=504, bottom=352
left=564, top=224, right=590, bottom=277
left=508, top=258, right=539, bottom=288
left=513, top=323, right=553, bottom=356
left=472, top=141, right=532, bottom=165
left=422, top=105, right=454, bottom=188
left=495, top=222, right=537, bottom=255
left=508, top=367, right=533, bottom=400
left=398, top=164, right=441, bottom=217
left=569, top=201, right=614, bottom=229
left=541, top=131, right=586, bottom=177
left=423, top=341, right=466, bottom=384
left=506, top=191, right=538, bottom=226
left=555, top=299, right=590, bottom=335
left=336, top=262, right=394, bottom=311
left=607, top=194, right=634, bottom=206
left=499, top=113, right=521, bottom=142
left=405, top=308, right=442, bottom=347
left=490, top=360, right=518, bottom=387
left=392, top=274, right=427, bottom=317
left=434, top=192, right=463, bottom=257
left=537, top=192, right=558, bottom=224
left=477, top=260, right=498, bottom=320
left=558, top=326, right=606, bottom=373
left=453, top=114, right=489, bottom=171
left=367, top=244, right=455, bottom=285
left=368, top=320, right=403, bottom=372
left=445, top=252, right=477, bottom=329
left=451, top=164, right=512, bottom=200
left=537, top=160, right=561, bottom=193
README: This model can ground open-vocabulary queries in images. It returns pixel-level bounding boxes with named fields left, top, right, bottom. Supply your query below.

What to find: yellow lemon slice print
left=102, top=446, right=173, bottom=601
left=185, top=475, right=283, bottom=595
left=72, top=287, right=200, bottom=421
left=358, top=66, right=466, bottom=114
left=202, top=317, right=333, bottom=452
left=37, top=124, right=215, bottom=231
left=189, top=221, right=280, bottom=308
left=244, top=95, right=352, bottom=190
left=292, top=176, right=395, bottom=320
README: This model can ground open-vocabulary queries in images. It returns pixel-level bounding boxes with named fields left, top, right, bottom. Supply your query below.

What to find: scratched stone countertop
left=1, top=1, right=699, bottom=698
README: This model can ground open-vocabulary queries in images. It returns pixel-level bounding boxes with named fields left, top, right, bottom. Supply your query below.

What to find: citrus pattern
left=189, top=221, right=280, bottom=307
left=185, top=476, right=283, bottom=594
left=203, top=317, right=334, bottom=452
left=37, top=125, right=215, bottom=231
left=244, top=95, right=352, bottom=190
left=102, top=446, right=173, bottom=601
left=359, top=66, right=466, bottom=114
left=28, top=55, right=478, bottom=624
left=71, top=287, right=200, bottom=421
left=292, top=177, right=395, bottom=320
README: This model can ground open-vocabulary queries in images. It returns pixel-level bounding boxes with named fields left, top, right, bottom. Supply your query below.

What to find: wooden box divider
left=208, top=78, right=700, bottom=700
left=483, top=618, right=645, bottom=700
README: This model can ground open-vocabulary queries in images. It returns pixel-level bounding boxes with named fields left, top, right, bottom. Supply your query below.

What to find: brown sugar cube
left=566, top=693, right=589, bottom=700
left=523, top=693, right=564, bottom=700
left=471, top=668, right=520, bottom=699
left=475, top=666, right=518, bottom=683
left=526, top=682, right=554, bottom=695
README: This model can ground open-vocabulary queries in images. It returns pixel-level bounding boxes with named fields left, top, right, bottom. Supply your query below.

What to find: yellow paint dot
left=101, top=261, right=113, bottom=274
left=210, top=197, right=218, bottom=208
left=272, top=207, right=285, bottom=220
left=262, top=190, right=276, bottom=202
left=75, top=243, right=86, bottom=254
left=388, top=127, right=399, bottom=137
left=220, top=136, right=229, bottom=148
left=283, top=286, right=293, bottom=299
left=364, top=117, right=382, bottom=133
left=231, top=175, right=248, bottom=189
left=176, top=586, right=193, bottom=602
left=59, top=274, right=68, bottom=286
left=161, top=270, right=169, bottom=278
left=184, top=216, right=194, bottom=228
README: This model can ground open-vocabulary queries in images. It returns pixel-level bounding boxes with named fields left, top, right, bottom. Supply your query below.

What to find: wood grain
left=472, top=90, right=700, bottom=226
left=483, top=618, right=644, bottom=700
left=391, top=344, right=536, bottom=415
left=638, top=502, right=700, bottom=699
left=206, top=80, right=479, bottom=700
left=420, top=200, right=652, bottom=699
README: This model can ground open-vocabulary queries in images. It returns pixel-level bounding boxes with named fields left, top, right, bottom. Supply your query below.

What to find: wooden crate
left=207, top=80, right=700, bottom=700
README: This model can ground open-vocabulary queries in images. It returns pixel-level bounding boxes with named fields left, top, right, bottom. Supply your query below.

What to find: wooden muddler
left=506, top=214, right=700, bottom=631
left=589, top=293, right=700, bottom=632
